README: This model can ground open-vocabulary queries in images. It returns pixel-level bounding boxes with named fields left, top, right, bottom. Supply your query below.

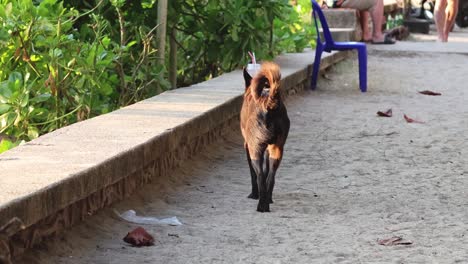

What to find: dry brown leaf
left=419, top=90, right=441, bottom=96
left=377, top=236, right=413, bottom=246
left=404, top=114, right=424, bottom=124
left=377, top=109, right=392, bottom=117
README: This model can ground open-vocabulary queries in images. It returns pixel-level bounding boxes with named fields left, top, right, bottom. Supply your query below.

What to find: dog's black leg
left=251, top=153, right=269, bottom=212
left=266, top=158, right=281, bottom=204
left=266, top=145, right=284, bottom=205
left=264, top=150, right=270, bottom=181
left=245, top=143, right=258, bottom=199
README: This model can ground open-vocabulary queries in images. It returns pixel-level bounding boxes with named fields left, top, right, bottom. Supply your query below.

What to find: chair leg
left=311, top=47, right=323, bottom=90
left=357, top=47, right=367, bottom=92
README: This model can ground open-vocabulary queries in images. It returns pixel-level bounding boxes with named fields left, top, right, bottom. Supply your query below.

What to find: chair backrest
left=311, top=0, right=335, bottom=51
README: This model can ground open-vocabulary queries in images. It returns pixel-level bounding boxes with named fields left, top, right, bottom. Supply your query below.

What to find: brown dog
left=240, top=62, right=290, bottom=212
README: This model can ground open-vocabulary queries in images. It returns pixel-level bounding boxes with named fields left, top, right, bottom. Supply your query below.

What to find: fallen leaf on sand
left=419, top=90, right=441, bottom=96
left=322, top=73, right=332, bottom=80
left=404, top=114, right=424, bottom=124
left=377, top=109, right=392, bottom=117
left=123, top=227, right=154, bottom=247
left=377, top=236, right=413, bottom=246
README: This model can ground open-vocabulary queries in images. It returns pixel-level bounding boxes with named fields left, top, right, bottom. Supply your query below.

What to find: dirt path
left=20, top=51, right=468, bottom=263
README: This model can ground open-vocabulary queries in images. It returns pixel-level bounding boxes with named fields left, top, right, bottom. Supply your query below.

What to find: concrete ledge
left=322, top=9, right=360, bottom=29
left=320, top=28, right=360, bottom=42
left=0, top=49, right=350, bottom=259
left=322, top=9, right=362, bottom=41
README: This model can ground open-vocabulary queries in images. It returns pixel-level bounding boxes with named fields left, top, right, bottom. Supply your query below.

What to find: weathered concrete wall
left=0, top=49, right=350, bottom=260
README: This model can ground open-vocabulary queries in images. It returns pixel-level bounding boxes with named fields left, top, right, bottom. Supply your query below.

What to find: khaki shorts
left=341, top=0, right=376, bottom=11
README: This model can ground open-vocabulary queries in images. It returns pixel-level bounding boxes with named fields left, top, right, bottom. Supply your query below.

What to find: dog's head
left=244, top=62, right=281, bottom=96
left=260, top=62, right=281, bottom=91
left=249, top=62, right=281, bottom=106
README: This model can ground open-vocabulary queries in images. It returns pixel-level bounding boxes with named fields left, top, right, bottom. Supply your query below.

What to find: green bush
left=0, top=0, right=166, bottom=153
left=0, top=0, right=315, bottom=154
left=169, top=0, right=315, bottom=86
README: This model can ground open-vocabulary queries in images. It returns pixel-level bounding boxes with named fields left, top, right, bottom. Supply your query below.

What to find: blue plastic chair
left=310, top=0, right=367, bottom=92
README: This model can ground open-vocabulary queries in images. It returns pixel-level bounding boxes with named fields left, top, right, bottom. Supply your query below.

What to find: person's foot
left=371, top=34, right=396, bottom=44
left=437, top=33, right=448, bottom=42
left=362, top=33, right=372, bottom=43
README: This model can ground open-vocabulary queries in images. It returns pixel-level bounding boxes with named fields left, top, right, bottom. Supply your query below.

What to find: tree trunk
left=169, top=27, right=177, bottom=89
left=156, top=0, right=168, bottom=66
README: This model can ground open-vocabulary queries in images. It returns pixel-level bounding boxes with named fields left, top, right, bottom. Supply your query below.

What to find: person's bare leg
left=435, top=0, right=448, bottom=41
left=369, top=0, right=385, bottom=42
left=444, top=0, right=459, bottom=41
left=360, top=11, right=372, bottom=41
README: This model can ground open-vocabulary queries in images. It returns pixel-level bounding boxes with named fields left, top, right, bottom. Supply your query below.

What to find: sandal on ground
left=371, top=34, right=396, bottom=45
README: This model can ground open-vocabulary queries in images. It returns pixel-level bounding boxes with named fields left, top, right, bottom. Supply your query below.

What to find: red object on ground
left=418, top=90, right=441, bottom=96
left=123, top=227, right=155, bottom=247
left=377, top=109, right=392, bottom=117
left=404, top=114, right=424, bottom=124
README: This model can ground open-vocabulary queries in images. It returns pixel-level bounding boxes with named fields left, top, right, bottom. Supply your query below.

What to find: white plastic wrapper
left=246, top=63, right=261, bottom=78
left=114, top=209, right=182, bottom=226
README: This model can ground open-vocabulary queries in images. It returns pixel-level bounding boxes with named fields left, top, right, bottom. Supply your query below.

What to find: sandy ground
left=19, top=45, right=468, bottom=263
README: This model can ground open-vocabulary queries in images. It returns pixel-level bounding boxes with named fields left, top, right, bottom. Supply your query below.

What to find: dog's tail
left=250, top=62, right=281, bottom=110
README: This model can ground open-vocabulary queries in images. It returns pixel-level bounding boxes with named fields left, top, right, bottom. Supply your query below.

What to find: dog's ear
left=243, top=67, right=252, bottom=89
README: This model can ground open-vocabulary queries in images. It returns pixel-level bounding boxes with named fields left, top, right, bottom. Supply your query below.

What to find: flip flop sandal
left=371, top=34, right=396, bottom=45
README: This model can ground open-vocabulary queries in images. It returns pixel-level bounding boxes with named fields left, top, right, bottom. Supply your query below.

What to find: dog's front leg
left=245, top=143, right=259, bottom=199
left=266, top=158, right=280, bottom=204
left=251, top=155, right=269, bottom=212
left=264, top=149, right=270, bottom=181
left=266, top=145, right=284, bottom=204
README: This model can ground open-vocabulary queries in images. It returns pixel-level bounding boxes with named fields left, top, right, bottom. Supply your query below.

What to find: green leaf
left=0, top=4, right=5, bottom=17
left=20, top=93, right=29, bottom=108
left=110, top=0, right=125, bottom=8
left=51, top=48, right=63, bottom=58
left=30, top=108, right=49, bottom=120
left=8, top=72, right=22, bottom=84
left=30, top=94, right=52, bottom=103
left=30, top=54, right=41, bottom=62
left=99, top=83, right=113, bottom=96
left=0, top=28, right=9, bottom=42
left=126, top=40, right=137, bottom=48
left=0, top=112, right=16, bottom=132
left=0, top=139, right=14, bottom=154
left=27, top=126, right=39, bottom=140
left=4, top=2, right=12, bottom=17
left=102, top=36, right=111, bottom=48
left=0, top=104, right=11, bottom=115
left=231, top=28, right=239, bottom=41
left=141, top=0, right=156, bottom=9
left=0, top=83, right=11, bottom=103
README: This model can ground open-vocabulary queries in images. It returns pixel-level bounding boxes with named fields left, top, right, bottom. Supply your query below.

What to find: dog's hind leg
left=245, top=142, right=259, bottom=199
left=266, top=145, right=284, bottom=205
